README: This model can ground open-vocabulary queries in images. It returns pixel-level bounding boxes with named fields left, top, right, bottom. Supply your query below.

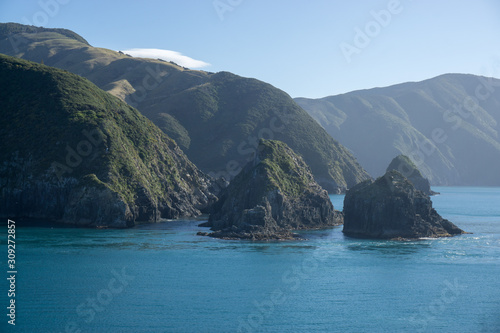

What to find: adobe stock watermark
left=339, top=0, right=406, bottom=64
left=237, top=248, right=333, bottom=332
left=9, top=0, right=72, bottom=53
left=63, top=267, right=135, bottom=333
left=409, top=278, right=466, bottom=332
left=401, top=62, right=500, bottom=174
left=50, top=128, right=104, bottom=182
left=207, top=107, right=294, bottom=188
left=127, top=64, right=170, bottom=108
left=213, top=0, right=244, bottom=21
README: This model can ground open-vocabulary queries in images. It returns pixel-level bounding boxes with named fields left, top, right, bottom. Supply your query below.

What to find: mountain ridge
left=296, top=73, right=500, bottom=186
left=0, top=22, right=370, bottom=192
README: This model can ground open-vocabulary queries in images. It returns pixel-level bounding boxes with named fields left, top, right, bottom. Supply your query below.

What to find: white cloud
left=121, top=48, right=210, bottom=68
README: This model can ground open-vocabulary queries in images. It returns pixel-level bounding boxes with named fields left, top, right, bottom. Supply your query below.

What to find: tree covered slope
left=0, top=54, right=215, bottom=226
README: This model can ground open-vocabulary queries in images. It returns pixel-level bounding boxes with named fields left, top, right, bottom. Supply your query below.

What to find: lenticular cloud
left=121, top=48, right=210, bottom=68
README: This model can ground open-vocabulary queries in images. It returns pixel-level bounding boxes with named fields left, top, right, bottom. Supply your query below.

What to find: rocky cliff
left=200, top=140, right=343, bottom=240
left=0, top=54, right=216, bottom=227
left=386, top=155, right=437, bottom=195
left=343, top=170, right=467, bottom=239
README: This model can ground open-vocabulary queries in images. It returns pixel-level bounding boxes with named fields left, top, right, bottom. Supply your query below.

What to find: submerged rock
left=386, top=155, right=438, bottom=195
left=201, top=140, right=343, bottom=240
left=343, top=170, right=467, bottom=239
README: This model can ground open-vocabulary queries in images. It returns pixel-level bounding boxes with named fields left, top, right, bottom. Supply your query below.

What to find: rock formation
left=199, top=140, right=343, bottom=240
left=386, top=155, right=438, bottom=195
left=343, top=170, right=467, bottom=239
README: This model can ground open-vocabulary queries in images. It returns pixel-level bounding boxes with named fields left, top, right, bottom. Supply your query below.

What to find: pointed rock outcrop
left=343, top=170, right=467, bottom=239
left=200, top=140, right=343, bottom=240
left=386, top=155, right=437, bottom=195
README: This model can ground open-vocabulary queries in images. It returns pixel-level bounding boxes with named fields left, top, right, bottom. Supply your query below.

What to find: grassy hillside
left=0, top=54, right=214, bottom=226
left=0, top=23, right=370, bottom=192
left=0, top=22, right=89, bottom=45
left=296, top=74, right=500, bottom=186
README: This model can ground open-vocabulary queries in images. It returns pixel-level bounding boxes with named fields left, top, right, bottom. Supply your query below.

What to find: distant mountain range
left=0, top=22, right=369, bottom=192
left=296, top=74, right=500, bottom=186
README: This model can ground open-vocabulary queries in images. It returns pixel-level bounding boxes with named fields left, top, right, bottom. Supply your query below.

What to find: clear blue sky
left=1, top=0, right=500, bottom=98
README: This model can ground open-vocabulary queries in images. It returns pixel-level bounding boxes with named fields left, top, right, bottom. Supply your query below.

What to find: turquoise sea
left=1, top=187, right=499, bottom=332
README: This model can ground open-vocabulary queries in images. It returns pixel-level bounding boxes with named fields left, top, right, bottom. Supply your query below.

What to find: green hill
left=0, top=54, right=215, bottom=226
left=0, top=22, right=89, bottom=46
left=0, top=23, right=370, bottom=192
left=144, top=70, right=370, bottom=192
left=296, top=74, right=500, bottom=186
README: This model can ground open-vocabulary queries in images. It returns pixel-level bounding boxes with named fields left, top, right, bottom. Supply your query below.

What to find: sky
left=1, top=0, right=500, bottom=98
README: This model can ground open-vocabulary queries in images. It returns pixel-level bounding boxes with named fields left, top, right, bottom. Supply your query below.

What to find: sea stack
left=200, top=139, right=343, bottom=240
left=343, top=170, right=467, bottom=239
left=386, top=154, right=438, bottom=195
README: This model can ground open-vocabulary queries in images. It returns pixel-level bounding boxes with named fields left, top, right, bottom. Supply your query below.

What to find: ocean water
left=1, top=187, right=499, bottom=333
